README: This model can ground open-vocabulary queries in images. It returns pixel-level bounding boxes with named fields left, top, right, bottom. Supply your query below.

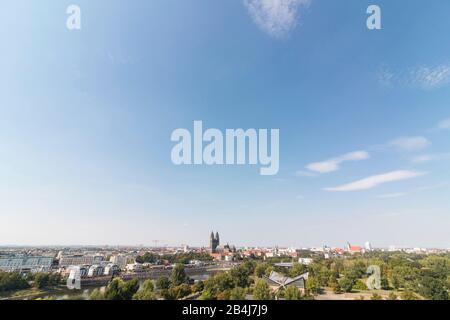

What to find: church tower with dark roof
left=209, top=231, right=220, bottom=253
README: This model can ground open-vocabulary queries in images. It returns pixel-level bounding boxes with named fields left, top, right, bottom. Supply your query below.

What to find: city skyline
left=1, top=1, right=450, bottom=248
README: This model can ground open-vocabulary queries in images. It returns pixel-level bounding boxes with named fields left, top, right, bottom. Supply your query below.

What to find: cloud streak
left=305, top=151, right=369, bottom=174
left=411, top=153, right=450, bottom=164
left=244, top=0, right=311, bottom=38
left=324, top=170, right=427, bottom=192
left=378, top=64, right=450, bottom=89
left=388, top=136, right=430, bottom=152
left=438, top=118, right=450, bottom=130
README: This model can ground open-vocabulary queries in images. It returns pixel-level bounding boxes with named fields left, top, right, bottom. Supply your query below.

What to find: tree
left=254, top=263, right=270, bottom=278
left=201, top=272, right=235, bottom=300
left=288, top=263, right=308, bottom=278
left=230, top=287, right=246, bottom=300
left=90, top=288, right=104, bottom=300
left=419, top=256, right=449, bottom=278
left=104, top=278, right=139, bottom=300
left=170, top=284, right=192, bottom=300
left=306, top=276, right=321, bottom=295
left=230, top=262, right=254, bottom=288
left=390, top=266, right=417, bottom=290
left=104, top=278, right=122, bottom=300
left=34, top=273, right=50, bottom=289
left=339, top=277, right=356, bottom=293
left=328, top=275, right=342, bottom=294
left=156, top=276, right=171, bottom=290
left=0, top=272, right=30, bottom=292
left=315, top=266, right=332, bottom=287
left=121, top=278, right=140, bottom=300
left=380, top=275, right=390, bottom=290
left=135, top=252, right=157, bottom=264
left=344, top=261, right=366, bottom=281
left=417, top=276, right=448, bottom=300
left=284, top=285, right=302, bottom=300
left=160, top=288, right=175, bottom=300
left=171, top=264, right=188, bottom=286
left=133, top=279, right=156, bottom=300
left=352, top=280, right=368, bottom=291
left=446, top=275, right=450, bottom=292
left=192, top=280, right=204, bottom=293
left=211, top=272, right=235, bottom=292
left=253, top=279, right=273, bottom=300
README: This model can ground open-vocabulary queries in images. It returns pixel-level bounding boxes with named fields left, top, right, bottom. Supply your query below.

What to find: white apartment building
left=109, top=254, right=130, bottom=269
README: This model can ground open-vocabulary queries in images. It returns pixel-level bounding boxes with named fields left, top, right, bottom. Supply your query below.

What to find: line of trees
left=135, top=252, right=213, bottom=265
left=90, top=264, right=196, bottom=300
left=0, top=271, right=62, bottom=294
left=0, top=272, right=29, bottom=293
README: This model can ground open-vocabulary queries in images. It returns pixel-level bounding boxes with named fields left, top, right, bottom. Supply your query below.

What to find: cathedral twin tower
left=209, top=231, right=220, bottom=253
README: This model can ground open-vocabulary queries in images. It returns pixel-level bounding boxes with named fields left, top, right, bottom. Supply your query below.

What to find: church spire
left=215, top=232, right=220, bottom=245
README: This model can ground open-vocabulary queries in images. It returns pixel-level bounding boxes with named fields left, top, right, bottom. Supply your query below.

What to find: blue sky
left=0, top=0, right=449, bottom=248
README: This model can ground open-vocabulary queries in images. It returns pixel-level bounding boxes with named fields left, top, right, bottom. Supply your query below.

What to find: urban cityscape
left=1, top=232, right=449, bottom=300
left=1, top=0, right=450, bottom=309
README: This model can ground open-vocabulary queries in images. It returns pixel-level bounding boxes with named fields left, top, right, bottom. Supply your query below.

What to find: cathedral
left=209, top=231, right=220, bottom=253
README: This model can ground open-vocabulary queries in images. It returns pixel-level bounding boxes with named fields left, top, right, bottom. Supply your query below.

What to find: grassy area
left=0, top=287, right=46, bottom=299
left=316, top=287, right=422, bottom=300
left=0, top=286, right=69, bottom=300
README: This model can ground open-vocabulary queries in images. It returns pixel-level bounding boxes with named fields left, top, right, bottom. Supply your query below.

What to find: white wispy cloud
left=411, top=153, right=450, bottom=164
left=378, top=64, right=450, bottom=89
left=305, top=151, right=370, bottom=174
left=377, top=65, right=395, bottom=87
left=411, top=65, right=450, bottom=89
left=411, top=154, right=433, bottom=164
left=388, top=136, right=430, bottom=152
left=438, top=118, right=450, bottom=130
left=324, top=170, right=427, bottom=192
left=416, top=182, right=449, bottom=191
left=244, top=0, right=311, bottom=38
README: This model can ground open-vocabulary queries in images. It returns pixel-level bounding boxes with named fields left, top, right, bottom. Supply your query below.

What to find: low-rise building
left=104, top=264, right=120, bottom=276
left=109, top=254, right=130, bottom=269
left=87, top=265, right=105, bottom=277
left=0, top=256, right=54, bottom=273
left=264, top=271, right=309, bottom=293
left=126, top=263, right=143, bottom=272
left=59, top=254, right=104, bottom=267
left=346, top=243, right=363, bottom=254
left=298, top=258, right=313, bottom=265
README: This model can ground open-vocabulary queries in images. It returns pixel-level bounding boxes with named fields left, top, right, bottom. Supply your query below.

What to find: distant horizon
left=1, top=241, right=449, bottom=250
